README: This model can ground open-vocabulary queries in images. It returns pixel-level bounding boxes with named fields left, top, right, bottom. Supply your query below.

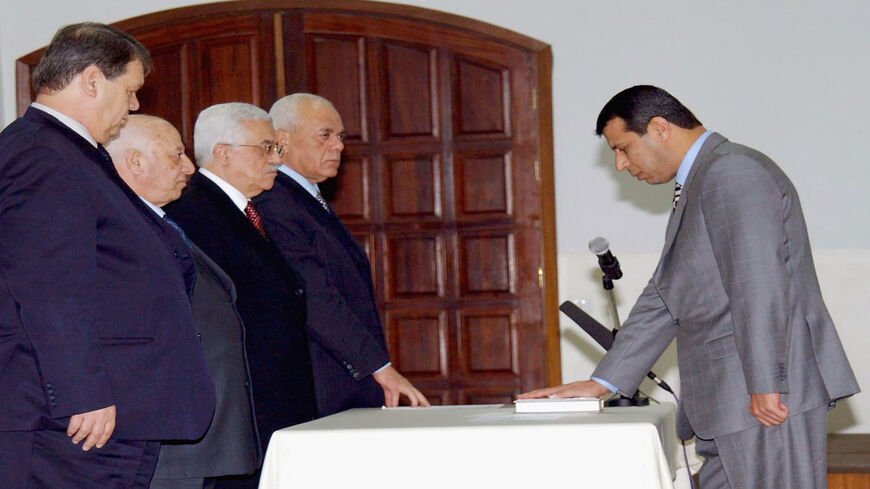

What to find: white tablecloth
left=259, top=403, right=677, bottom=489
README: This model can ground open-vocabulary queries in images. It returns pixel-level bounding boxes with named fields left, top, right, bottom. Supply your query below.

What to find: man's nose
left=181, top=155, right=195, bottom=175
left=614, top=150, right=630, bottom=172
left=331, top=135, right=344, bottom=153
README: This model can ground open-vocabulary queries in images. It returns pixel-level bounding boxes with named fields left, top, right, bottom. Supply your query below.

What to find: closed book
left=513, top=397, right=603, bottom=413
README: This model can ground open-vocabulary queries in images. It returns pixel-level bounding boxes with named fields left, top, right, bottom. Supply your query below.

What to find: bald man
left=106, top=115, right=261, bottom=489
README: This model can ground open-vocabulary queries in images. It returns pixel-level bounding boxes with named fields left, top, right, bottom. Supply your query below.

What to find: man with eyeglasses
left=164, top=102, right=315, bottom=489
left=255, top=93, right=429, bottom=417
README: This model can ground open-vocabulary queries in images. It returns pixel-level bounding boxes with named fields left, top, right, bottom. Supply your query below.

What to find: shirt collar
left=198, top=167, right=250, bottom=214
left=278, top=165, right=320, bottom=198
left=31, top=102, right=98, bottom=148
left=139, top=197, right=166, bottom=218
left=675, top=130, right=712, bottom=186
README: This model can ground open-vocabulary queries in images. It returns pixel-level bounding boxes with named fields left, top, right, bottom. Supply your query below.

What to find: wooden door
left=16, top=0, right=560, bottom=404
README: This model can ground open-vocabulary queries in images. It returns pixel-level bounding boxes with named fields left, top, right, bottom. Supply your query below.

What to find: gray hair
left=194, top=102, right=272, bottom=166
left=269, top=93, right=336, bottom=132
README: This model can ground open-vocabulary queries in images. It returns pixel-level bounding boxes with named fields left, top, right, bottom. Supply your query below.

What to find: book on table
left=513, top=397, right=603, bottom=413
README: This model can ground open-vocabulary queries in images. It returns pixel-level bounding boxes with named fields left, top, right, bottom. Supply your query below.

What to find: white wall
left=1, top=0, right=866, bottom=435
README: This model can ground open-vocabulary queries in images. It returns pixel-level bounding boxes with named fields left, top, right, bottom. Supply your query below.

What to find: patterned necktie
left=672, top=183, right=682, bottom=210
left=244, top=201, right=268, bottom=239
left=315, top=189, right=330, bottom=213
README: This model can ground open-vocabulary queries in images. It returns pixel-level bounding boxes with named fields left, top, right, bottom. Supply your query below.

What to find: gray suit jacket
left=593, top=133, right=859, bottom=440
left=152, top=243, right=261, bottom=480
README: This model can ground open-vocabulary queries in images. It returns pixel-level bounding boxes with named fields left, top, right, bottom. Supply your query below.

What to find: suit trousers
left=696, top=403, right=828, bottom=489
left=0, top=425, right=159, bottom=489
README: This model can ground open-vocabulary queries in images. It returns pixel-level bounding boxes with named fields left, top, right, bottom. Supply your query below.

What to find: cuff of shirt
left=373, top=362, right=392, bottom=374
left=590, top=376, right=619, bottom=394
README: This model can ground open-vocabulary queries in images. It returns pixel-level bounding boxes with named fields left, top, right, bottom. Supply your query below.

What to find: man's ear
left=213, top=144, right=229, bottom=166
left=79, top=65, right=102, bottom=98
left=647, top=116, right=671, bottom=143
left=125, top=149, right=145, bottom=175
left=275, top=129, right=290, bottom=148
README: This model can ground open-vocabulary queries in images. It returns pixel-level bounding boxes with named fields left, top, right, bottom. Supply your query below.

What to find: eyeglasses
left=221, top=142, right=284, bottom=156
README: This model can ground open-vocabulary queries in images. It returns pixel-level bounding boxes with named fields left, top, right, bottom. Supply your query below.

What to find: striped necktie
left=672, top=183, right=682, bottom=210
left=315, top=189, right=330, bottom=213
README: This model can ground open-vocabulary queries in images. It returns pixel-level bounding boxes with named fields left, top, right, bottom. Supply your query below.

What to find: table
left=259, top=403, right=677, bottom=489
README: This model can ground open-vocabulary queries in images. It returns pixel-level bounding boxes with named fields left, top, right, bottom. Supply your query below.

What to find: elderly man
left=164, top=102, right=314, bottom=489
left=256, top=93, right=428, bottom=416
left=0, top=23, right=214, bottom=489
left=520, top=86, right=859, bottom=489
left=106, top=115, right=260, bottom=489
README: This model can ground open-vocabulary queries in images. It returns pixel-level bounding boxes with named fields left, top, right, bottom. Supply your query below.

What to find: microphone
left=559, top=300, right=674, bottom=394
left=589, top=237, right=622, bottom=281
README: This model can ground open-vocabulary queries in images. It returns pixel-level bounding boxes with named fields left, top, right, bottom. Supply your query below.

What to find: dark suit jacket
left=152, top=243, right=261, bottom=479
left=164, top=172, right=316, bottom=449
left=593, top=133, right=859, bottom=440
left=255, top=172, right=390, bottom=417
left=0, top=107, right=214, bottom=440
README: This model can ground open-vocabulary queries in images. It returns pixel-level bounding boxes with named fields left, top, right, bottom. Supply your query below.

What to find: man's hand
left=372, top=365, right=430, bottom=408
left=749, top=393, right=788, bottom=427
left=518, top=380, right=610, bottom=399
left=67, top=405, right=116, bottom=451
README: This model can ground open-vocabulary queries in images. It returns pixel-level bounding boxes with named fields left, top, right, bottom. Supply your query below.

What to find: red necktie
left=244, top=201, right=268, bottom=239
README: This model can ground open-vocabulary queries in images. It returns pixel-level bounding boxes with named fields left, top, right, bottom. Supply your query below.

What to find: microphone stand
left=591, top=239, right=649, bottom=407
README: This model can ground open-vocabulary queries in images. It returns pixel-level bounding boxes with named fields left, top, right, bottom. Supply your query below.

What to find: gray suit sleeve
left=592, top=278, right=677, bottom=395
left=700, top=154, right=790, bottom=394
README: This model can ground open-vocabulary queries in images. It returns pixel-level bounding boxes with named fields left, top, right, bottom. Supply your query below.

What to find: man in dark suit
left=0, top=23, right=214, bottom=489
left=520, top=86, right=859, bottom=489
left=257, top=93, right=428, bottom=416
left=164, top=102, right=315, bottom=489
left=106, top=114, right=261, bottom=489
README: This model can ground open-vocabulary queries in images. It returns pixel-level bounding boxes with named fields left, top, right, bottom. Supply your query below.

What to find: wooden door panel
left=453, top=151, right=513, bottom=218
left=384, top=153, right=442, bottom=220
left=381, top=42, right=438, bottom=140
left=385, top=310, right=449, bottom=379
left=199, top=36, right=261, bottom=107
left=385, top=232, right=446, bottom=300
left=454, top=57, right=510, bottom=137
left=308, top=35, right=368, bottom=142
left=457, top=230, right=516, bottom=297
left=459, top=310, right=518, bottom=375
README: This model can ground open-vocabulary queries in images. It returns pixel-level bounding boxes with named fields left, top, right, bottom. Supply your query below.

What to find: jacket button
left=294, top=289, right=304, bottom=296
left=196, top=332, right=202, bottom=341
left=673, top=318, right=680, bottom=326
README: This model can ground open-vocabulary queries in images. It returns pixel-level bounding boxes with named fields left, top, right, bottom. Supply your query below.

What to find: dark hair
left=31, top=22, right=152, bottom=93
left=595, top=85, right=701, bottom=136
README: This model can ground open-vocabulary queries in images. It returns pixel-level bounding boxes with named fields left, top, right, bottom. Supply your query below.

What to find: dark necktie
left=163, top=214, right=192, bottom=250
left=244, top=201, right=268, bottom=239
left=672, top=183, right=682, bottom=210
left=314, top=189, right=330, bottom=213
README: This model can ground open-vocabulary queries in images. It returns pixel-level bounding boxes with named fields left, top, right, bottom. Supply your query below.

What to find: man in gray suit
left=106, top=115, right=261, bottom=489
left=520, top=86, right=859, bottom=489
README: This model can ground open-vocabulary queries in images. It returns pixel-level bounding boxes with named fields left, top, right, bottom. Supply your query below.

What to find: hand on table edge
left=517, top=380, right=611, bottom=400
left=373, top=365, right=431, bottom=408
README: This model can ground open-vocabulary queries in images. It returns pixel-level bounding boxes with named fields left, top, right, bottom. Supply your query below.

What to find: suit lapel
left=278, top=174, right=368, bottom=264
left=659, top=132, right=728, bottom=262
